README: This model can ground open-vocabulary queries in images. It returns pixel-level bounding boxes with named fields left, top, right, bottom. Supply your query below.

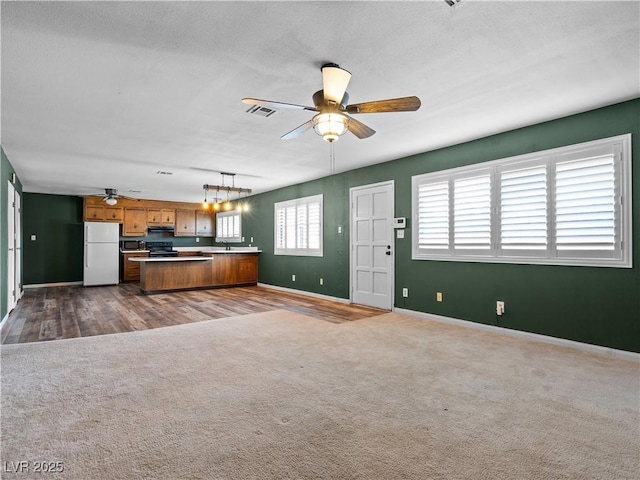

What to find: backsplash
left=119, top=230, right=215, bottom=247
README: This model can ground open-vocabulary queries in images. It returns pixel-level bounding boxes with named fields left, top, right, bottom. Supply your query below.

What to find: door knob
left=386, top=250, right=391, bottom=256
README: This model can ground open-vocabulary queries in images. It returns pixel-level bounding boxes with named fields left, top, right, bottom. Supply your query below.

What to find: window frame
left=215, top=209, right=242, bottom=243
left=274, top=194, right=323, bottom=257
left=412, top=134, right=632, bottom=268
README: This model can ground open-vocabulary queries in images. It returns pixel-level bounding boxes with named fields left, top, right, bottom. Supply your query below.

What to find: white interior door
left=6, top=181, right=16, bottom=312
left=350, top=181, right=394, bottom=310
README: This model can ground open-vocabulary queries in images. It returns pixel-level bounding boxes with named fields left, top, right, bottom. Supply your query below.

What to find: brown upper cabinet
left=84, top=205, right=124, bottom=222
left=83, top=197, right=212, bottom=238
left=147, top=208, right=175, bottom=227
left=196, top=211, right=214, bottom=237
left=175, top=209, right=196, bottom=237
left=123, top=208, right=148, bottom=236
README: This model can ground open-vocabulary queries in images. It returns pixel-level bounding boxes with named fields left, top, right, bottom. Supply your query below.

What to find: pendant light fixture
left=203, top=173, right=251, bottom=211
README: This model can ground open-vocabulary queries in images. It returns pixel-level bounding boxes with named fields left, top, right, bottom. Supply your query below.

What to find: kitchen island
left=130, top=249, right=260, bottom=294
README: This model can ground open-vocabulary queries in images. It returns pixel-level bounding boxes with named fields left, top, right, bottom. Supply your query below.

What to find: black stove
left=146, top=241, right=179, bottom=258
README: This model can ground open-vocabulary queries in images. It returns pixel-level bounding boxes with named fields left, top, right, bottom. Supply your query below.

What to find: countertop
left=121, top=247, right=261, bottom=254
left=128, top=257, right=213, bottom=262
left=174, top=246, right=261, bottom=254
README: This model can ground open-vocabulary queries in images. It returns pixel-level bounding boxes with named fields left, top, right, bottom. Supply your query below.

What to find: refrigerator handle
left=85, top=244, right=89, bottom=268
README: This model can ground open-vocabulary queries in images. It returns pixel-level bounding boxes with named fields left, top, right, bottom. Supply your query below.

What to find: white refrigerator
left=83, top=222, right=120, bottom=286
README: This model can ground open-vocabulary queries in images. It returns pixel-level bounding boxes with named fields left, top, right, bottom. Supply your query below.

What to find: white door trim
left=14, top=189, right=22, bottom=302
left=6, top=181, right=16, bottom=313
left=349, top=180, right=395, bottom=310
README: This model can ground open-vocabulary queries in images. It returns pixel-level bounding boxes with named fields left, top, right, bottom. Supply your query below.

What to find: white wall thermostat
left=393, top=217, right=406, bottom=229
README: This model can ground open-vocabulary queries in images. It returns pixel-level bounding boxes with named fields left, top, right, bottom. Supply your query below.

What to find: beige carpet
left=1, top=310, right=638, bottom=479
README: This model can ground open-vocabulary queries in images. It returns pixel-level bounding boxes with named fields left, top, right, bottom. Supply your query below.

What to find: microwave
left=121, top=240, right=144, bottom=251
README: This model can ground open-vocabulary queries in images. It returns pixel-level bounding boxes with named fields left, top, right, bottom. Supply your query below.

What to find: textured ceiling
left=2, top=1, right=639, bottom=203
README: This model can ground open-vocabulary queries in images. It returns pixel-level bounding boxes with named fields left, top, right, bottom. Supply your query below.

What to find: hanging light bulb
left=242, top=191, right=250, bottom=212
left=224, top=186, right=232, bottom=210
left=202, top=188, right=209, bottom=209
left=213, top=187, right=220, bottom=210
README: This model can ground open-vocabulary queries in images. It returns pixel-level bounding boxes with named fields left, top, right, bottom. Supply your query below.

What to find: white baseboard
left=258, top=283, right=350, bottom=304
left=23, top=281, right=83, bottom=289
left=0, top=312, right=8, bottom=332
left=394, top=307, right=639, bottom=361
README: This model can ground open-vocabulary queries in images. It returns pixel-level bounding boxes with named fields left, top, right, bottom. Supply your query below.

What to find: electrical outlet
left=338, top=226, right=342, bottom=234
left=320, top=278, right=324, bottom=286
left=436, top=292, right=443, bottom=302
left=196, top=237, right=200, bottom=243
left=292, top=274, right=296, bottom=281
left=496, top=301, right=505, bottom=316
left=402, top=288, right=408, bottom=298
left=250, top=237, right=254, bottom=243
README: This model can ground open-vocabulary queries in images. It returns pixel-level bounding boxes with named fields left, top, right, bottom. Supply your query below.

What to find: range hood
left=147, top=226, right=175, bottom=233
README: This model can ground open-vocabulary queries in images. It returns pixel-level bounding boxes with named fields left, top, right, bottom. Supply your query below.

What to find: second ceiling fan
left=242, top=63, right=421, bottom=142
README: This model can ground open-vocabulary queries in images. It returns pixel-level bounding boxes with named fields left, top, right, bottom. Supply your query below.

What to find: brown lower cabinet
left=122, top=251, right=150, bottom=282
left=138, top=253, right=258, bottom=294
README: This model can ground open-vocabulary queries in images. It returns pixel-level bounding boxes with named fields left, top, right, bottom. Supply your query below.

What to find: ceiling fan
left=242, top=63, right=421, bottom=142
left=89, top=188, right=122, bottom=206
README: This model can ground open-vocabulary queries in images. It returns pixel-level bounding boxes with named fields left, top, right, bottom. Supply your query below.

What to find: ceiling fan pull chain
left=330, top=142, right=336, bottom=175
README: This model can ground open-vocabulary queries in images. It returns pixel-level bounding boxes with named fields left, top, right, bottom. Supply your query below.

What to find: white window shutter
left=308, top=201, right=321, bottom=249
left=500, top=165, right=547, bottom=251
left=555, top=154, right=616, bottom=251
left=454, top=174, right=491, bottom=250
left=417, top=180, right=450, bottom=251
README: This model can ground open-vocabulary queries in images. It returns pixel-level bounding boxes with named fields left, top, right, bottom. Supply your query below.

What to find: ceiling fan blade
left=281, top=119, right=314, bottom=140
left=242, top=98, right=317, bottom=112
left=346, top=96, right=421, bottom=114
left=345, top=114, right=376, bottom=139
left=322, top=64, right=352, bottom=105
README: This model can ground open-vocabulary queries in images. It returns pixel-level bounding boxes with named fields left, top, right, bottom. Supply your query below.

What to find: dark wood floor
left=1, top=284, right=386, bottom=344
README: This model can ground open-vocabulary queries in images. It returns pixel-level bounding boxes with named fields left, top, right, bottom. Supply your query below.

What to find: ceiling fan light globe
left=105, top=197, right=117, bottom=206
left=313, top=113, right=348, bottom=142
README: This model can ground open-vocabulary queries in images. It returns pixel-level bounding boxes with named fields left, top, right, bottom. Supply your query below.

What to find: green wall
left=1, top=147, right=23, bottom=321
left=244, top=99, right=640, bottom=353
left=22, top=194, right=84, bottom=285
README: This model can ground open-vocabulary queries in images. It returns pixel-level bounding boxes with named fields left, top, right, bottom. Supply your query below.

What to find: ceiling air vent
left=246, top=105, right=276, bottom=118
